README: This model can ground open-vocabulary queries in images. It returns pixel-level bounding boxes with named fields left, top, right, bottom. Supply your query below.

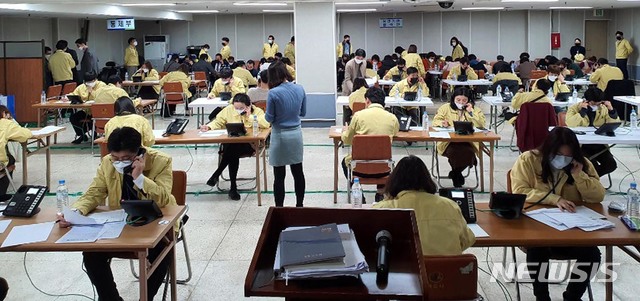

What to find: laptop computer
left=226, top=122, right=247, bottom=137
left=554, top=92, right=571, bottom=102
left=594, top=122, right=622, bottom=137
left=67, top=95, right=83, bottom=104
left=403, top=92, right=417, bottom=101
left=489, top=192, right=526, bottom=219
left=453, top=121, right=474, bottom=135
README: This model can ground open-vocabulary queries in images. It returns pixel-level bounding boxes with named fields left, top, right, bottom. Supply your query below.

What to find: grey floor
left=2, top=91, right=640, bottom=301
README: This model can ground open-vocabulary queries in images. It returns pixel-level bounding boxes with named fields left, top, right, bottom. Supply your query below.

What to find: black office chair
left=604, top=79, right=635, bottom=121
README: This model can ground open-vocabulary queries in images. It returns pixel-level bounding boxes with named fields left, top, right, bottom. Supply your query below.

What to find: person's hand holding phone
left=604, top=101, right=614, bottom=111
left=570, top=160, right=583, bottom=175
left=244, top=106, right=252, bottom=116
left=131, top=152, right=146, bottom=180
left=465, top=104, right=474, bottom=113
left=579, top=101, right=589, bottom=110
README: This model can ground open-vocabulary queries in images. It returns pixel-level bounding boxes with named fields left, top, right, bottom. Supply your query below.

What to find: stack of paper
left=1, top=222, right=54, bottom=248
left=31, top=126, right=64, bottom=136
left=198, top=130, right=226, bottom=137
left=273, top=224, right=369, bottom=281
left=525, top=207, right=615, bottom=231
left=55, top=208, right=127, bottom=243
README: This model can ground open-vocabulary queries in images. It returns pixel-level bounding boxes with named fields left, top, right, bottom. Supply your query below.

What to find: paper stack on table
left=525, top=207, right=614, bottom=231
left=56, top=208, right=127, bottom=243
left=198, top=130, right=226, bottom=137
left=1, top=222, right=55, bottom=248
left=31, top=126, right=64, bottom=136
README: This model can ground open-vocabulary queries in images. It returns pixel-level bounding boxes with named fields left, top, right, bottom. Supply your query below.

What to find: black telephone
left=398, top=115, right=412, bottom=132
left=439, top=188, right=476, bottom=223
left=123, top=148, right=147, bottom=175
left=164, top=118, right=189, bottom=136
left=3, top=185, right=48, bottom=217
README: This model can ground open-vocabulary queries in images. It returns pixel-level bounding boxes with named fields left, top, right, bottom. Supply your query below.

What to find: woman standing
left=265, top=61, right=307, bottom=207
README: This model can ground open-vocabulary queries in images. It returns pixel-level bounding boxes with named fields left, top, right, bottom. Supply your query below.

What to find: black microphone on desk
left=376, top=230, right=392, bottom=284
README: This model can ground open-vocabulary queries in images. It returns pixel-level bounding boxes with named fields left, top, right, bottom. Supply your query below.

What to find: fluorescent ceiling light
left=337, top=8, right=377, bottom=12
left=233, top=2, right=287, bottom=6
left=263, top=9, right=293, bottom=12
left=176, top=10, right=219, bottom=13
left=336, top=2, right=384, bottom=5
left=461, top=7, right=504, bottom=10
left=120, top=3, right=176, bottom=6
left=549, top=6, right=593, bottom=9
left=502, top=0, right=557, bottom=2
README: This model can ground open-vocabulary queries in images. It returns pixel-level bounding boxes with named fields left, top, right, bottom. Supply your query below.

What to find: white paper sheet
left=98, top=222, right=126, bottom=240
left=0, top=220, right=10, bottom=234
left=429, top=132, right=451, bottom=139
left=56, top=225, right=104, bottom=244
left=468, top=223, right=489, bottom=238
left=525, top=207, right=614, bottom=231
left=334, top=128, right=343, bottom=134
left=62, top=207, right=104, bottom=225
left=88, top=209, right=126, bottom=224
left=153, top=130, right=166, bottom=139
left=31, top=126, right=64, bottom=136
left=1, top=222, right=54, bottom=248
left=198, top=130, right=226, bottom=137
left=409, top=126, right=424, bottom=131
left=432, top=127, right=455, bottom=132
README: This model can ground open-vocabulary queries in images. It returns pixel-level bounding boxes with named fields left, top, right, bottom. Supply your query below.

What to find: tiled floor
left=2, top=93, right=640, bottom=300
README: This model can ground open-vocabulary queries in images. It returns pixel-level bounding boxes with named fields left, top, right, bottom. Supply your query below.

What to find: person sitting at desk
left=105, top=97, right=154, bottom=147
left=508, top=79, right=553, bottom=124
left=492, top=64, right=522, bottom=87
left=57, top=126, right=176, bottom=301
left=233, top=60, right=258, bottom=88
left=373, top=155, right=475, bottom=255
left=383, top=58, right=407, bottom=81
left=208, top=68, right=246, bottom=100
left=590, top=58, right=624, bottom=91
left=132, top=61, right=160, bottom=100
left=432, top=87, right=485, bottom=188
left=159, top=63, right=194, bottom=117
left=162, top=54, right=181, bottom=73
left=446, top=57, right=478, bottom=81
left=247, top=70, right=269, bottom=104
left=344, top=77, right=369, bottom=124
left=68, top=71, right=106, bottom=144
left=510, top=127, right=603, bottom=301
left=93, top=75, right=135, bottom=105
left=282, top=57, right=296, bottom=80
left=389, top=67, right=429, bottom=126
left=0, top=105, right=32, bottom=201
left=531, top=65, right=570, bottom=97
left=565, top=87, right=619, bottom=177
left=341, top=87, right=399, bottom=203
left=365, top=61, right=378, bottom=80
left=200, top=94, right=270, bottom=200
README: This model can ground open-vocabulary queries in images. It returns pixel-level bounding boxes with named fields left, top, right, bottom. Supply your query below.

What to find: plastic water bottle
left=626, top=183, right=640, bottom=221
left=631, top=109, right=638, bottom=130
left=125, top=71, right=129, bottom=81
left=452, top=73, right=458, bottom=81
left=496, top=85, right=502, bottom=96
left=547, top=89, right=554, bottom=100
left=572, top=87, right=578, bottom=103
left=56, top=180, right=69, bottom=214
left=417, top=87, right=422, bottom=100
left=41, top=90, right=46, bottom=104
left=252, top=115, right=259, bottom=137
left=394, top=87, right=400, bottom=101
left=511, top=62, right=516, bottom=73
left=422, top=111, right=429, bottom=133
left=351, top=178, right=363, bottom=208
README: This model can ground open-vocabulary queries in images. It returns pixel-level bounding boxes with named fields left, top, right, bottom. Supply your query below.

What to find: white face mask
left=236, top=109, right=245, bottom=115
left=451, top=42, right=457, bottom=47
left=142, top=68, right=149, bottom=73
left=590, top=105, right=600, bottom=111
left=429, top=58, right=435, bottom=62
left=355, top=59, right=364, bottom=64
left=133, top=41, right=138, bottom=46
left=550, top=155, right=573, bottom=170
left=455, top=102, right=465, bottom=110
left=268, top=40, right=273, bottom=44
left=222, top=80, right=229, bottom=85
left=112, top=160, right=132, bottom=174
left=86, top=81, right=96, bottom=88
left=548, top=75, right=558, bottom=82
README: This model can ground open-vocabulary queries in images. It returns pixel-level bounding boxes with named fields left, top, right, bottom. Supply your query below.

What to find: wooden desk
left=245, top=207, right=426, bottom=300
left=19, top=127, right=66, bottom=188
left=95, top=128, right=271, bottom=205
left=0, top=206, right=186, bottom=301
left=474, top=203, right=640, bottom=301
left=329, top=127, right=501, bottom=204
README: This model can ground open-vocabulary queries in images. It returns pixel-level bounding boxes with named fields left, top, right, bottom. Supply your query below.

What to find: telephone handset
left=123, top=148, right=147, bottom=175
left=3, top=185, right=48, bottom=217
left=163, top=118, right=189, bottom=136
left=439, top=188, right=476, bottom=223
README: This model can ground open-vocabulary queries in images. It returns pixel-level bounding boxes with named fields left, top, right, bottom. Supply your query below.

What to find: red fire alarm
left=551, top=32, right=561, bottom=49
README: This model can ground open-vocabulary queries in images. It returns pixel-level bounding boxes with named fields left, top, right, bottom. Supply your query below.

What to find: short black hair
left=236, top=60, right=246, bottom=67
left=268, top=35, right=275, bottom=40
left=459, top=57, right=470, bottom=65
left=219, top=68, right=233, bottom=79
left=222, top=37, right=230, bottom=42
left=267, top=61, right=294, bottom=89
left=499, top=64, right=511, bottom=73
left=616, top=31, right=623, bottom=36
left=247, top=59, right=255, bottom=65
left=385, top=155, right=438, bottom=198
left=397, top=59, right=406, bottom=66
left=597, top=58, right=609, bottom=65
left=352, top=77, right=368, bottom=91
left=232, top=93, right=251, bottom=106
left=127, top=37, right=136, bottom=44
left=281, top=57, right=292, bottom=65
left=258, top=70, right=269, bottom=84
left=107, top=126, right=141, bottom=153
left=203, top=43, right=210, bottom=49
left=371, top=54, right=380, bottom=61
left=468, top=54, right=477, bottom=61
left=344, top=34, right=350, bottom=39
left=290, top=36, right=295, bottom=42
left=75, top=38, right=86, bottom=45
left=171, top=54, right=180, bottom=61
left=536, top=78, right=552, bottom=93
left=55, top=40, right=68, bottom=50
left=364, top=87, right=385, bottom=106
left=215, top=53, right=222, bottom=58
left=44, top=46, right=51, bottom=52
left=178, top=63, right=190, bottom=75
left=406, top=67, right=418, bottom=75
left=106, top=74, right=122, bottom=85
left=584, top=87, right=605, bottom=103
left=199, top=53, right=208, bottom=61
left=354, top=48, right=366, bottom=58
left=84, top=71, right=97, bottom=82
left=114, top=97, right=136, bottom=116
left=274, top=53, right=282, bottom=59
left=426, top=52, right=436, bottom=59
left=394, top=46, right=404, bottom=55
left=408, top=44, right=418, bottom=53
left=497, top=55, right=504, bottom=61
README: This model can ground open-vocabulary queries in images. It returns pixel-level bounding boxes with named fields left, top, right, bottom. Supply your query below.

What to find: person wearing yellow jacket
left=615, top=31, right=634, bottom=79
left=208, top=68, right=246, bottom=100
left=508, top=79, right=553, bottom=125
left=531, top=65, right=571, bottom=96
left=492, top=64, right=522, bottom=85
left=446, top=57, right=478, bottom=81
left=198, top=44, right=213, bottom=63
left=383, top=59, right=408, bottom=81
left=233, top=61, right=258, bottom=88
left=510, top=127, right=603, bottom=301
left=390, top=67, right=429, bottom=126
left=566, top=87, right=619, bottom=177
left=374, top=155, right=475, bottom=255
left=159, top=64, right=194, bottom=117
left=432, top=87, right=485, bottom=187
left=220, top=38, right=232, bottom=61
left=93, top=75, right=139, bottom=106
left=57, top=126, right=175, bottom=301
left=0, top=105, right=32, bottom=199
left=68, top=72, right=107, bottom=144
left=336, top=35, right=352, bottom=59
left=262, top=35, right=279, bottom=59
left=343, top=78, right=368, bottom=124
left=450, top=37, right=466, bottom=61
left=49, top=41, right=76, bottom=85
left=341, top=87, right=399, bottom=203
left=124, top=37, right=139, bottom=78
left=104, top=97, right=154, bottom=147
left=284, top=36, right=295, bottom=65
left=133, top=61, right=161, bottom=98
left=404, top=45, right=426, bottom=77
left=200, top=94, right=270, bottom=200
left=282, top=58, right=296, bottom=80
left=590, top=58, right=624, bottom=91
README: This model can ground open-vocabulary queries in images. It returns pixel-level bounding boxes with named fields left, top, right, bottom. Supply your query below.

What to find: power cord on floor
left=184, top=146, right=195, bottom=173
left=23, top=252, right=96, bottom=300
left=485, top=247, right=514, bottom=301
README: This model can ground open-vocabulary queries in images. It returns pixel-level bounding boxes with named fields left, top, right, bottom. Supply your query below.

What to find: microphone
left=376, top=230, right=392, bottom=284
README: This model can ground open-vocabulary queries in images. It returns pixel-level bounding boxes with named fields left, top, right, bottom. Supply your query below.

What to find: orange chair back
left=159, top=72, right=168, bottom=79
left=46, top=85, right=62, bottom=100
left=91, top=103, right=116, bottom=135
left=352, top=102, right=366, bottom=114
left=530, top=70, right=547, bottom=80
left=506, top=169, right=512, bottom=193
left=172, top=170, right=187, bottom=206
left=557, top=111, right=567, bottom=127
left=351, top=135, right=392, bottom=184
left=423, top=254, right=478, bottom=301
left=163, top=82, right=186, bottom=103
left=476, top=70, right=485, bottom=79
left=62, top=82, right=77, bottom=95
left=442, top=70, right=450, bottom=80
left=254, top=101, right=267, bottom=112
left=193, top=71, right=208, bottom=88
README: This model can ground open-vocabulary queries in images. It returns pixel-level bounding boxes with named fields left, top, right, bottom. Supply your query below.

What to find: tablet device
left=392, top=75, right=401, bottom=82
left=554, top=92, right=571, bottom=102
left=226, top=122, right=247, bottom=137
left=67, top=95, right=83, bottom=104
left=403, top=92, right=417, bottom=101
left=120, top=200, right=163, bottom=226
left=132, top=75, right=143, bottom=83
left=457, top=74, right=468, bottom=82
left=453, top=121, right=474, bottom=135
left=489, top=192, right=526, bottom=219
left=594, top=122, right=622, bottom=137
left=220, top=92, right=232, bottom=101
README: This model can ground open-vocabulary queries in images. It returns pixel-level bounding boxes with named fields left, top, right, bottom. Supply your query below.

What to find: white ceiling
left=0, top=0, right=639, bottom=18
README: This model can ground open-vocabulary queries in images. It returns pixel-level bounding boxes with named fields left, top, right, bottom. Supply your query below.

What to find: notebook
left=278, top=223, right=346, bottom=268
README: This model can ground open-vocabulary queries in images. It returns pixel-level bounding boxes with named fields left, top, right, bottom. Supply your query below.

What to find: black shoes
left=206, top=175, right=219, bottom=187
left=449, top=170, right=465, bottom=187
left=228, top=189, right=241, bottom=201
left=71, top=134, right=88, bottom=144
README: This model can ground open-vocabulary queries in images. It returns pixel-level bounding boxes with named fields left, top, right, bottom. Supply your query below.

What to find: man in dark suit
left=492, top=55, right=510, bottom=75
left=211, top=53, right=229, bottom=82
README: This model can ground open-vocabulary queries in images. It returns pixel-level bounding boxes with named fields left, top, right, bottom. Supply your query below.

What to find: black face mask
left=410, top=77, right=418, bottom=85
left=575, top=43, right=581, bottom=46
left=617, top=36, right=623, bottom=40
left=398, top=66, right=404, bottom=71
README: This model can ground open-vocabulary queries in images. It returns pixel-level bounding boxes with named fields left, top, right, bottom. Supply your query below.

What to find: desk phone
left=439, top=188, right=476, bottom=223
left=3, top=185, right=48, bottom=217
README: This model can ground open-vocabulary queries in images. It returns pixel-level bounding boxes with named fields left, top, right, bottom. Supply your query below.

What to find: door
left=584, top=20, right=608, bottom=59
